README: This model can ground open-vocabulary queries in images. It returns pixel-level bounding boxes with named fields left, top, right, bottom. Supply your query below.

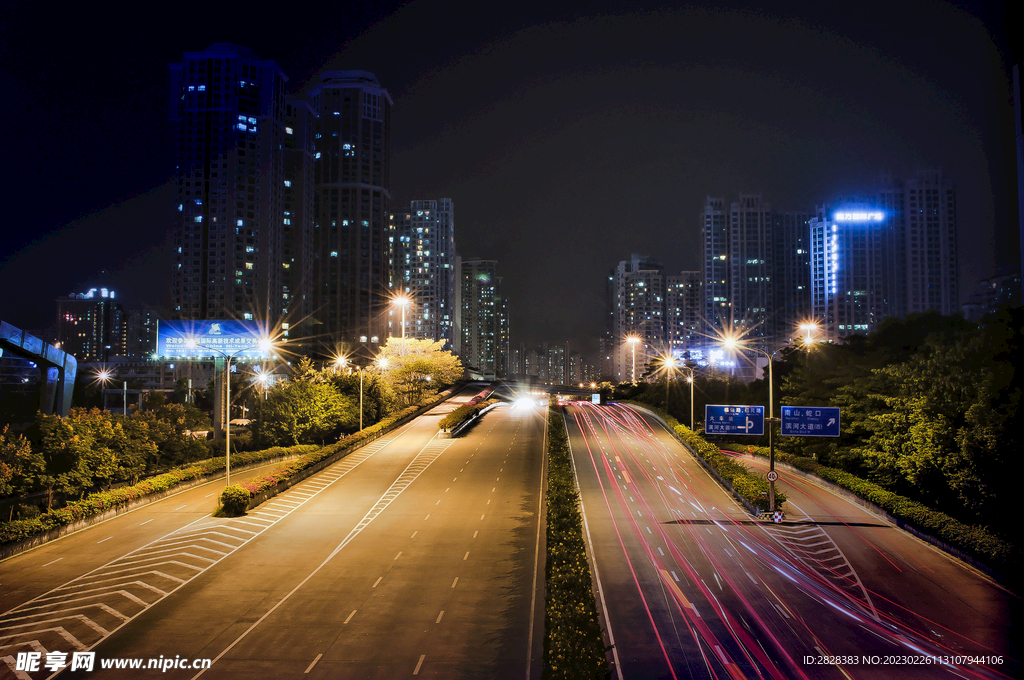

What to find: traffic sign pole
left=767, top=416, right=780, bottom=512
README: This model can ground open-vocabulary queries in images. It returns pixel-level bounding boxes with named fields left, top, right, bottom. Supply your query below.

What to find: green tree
left=0, top=426, right=33, bottom=497
left=377, top=338, right=463, bottom=407
left=136, top=393, right=212, bottom=466
left=262, top=380, right=357, bottom=445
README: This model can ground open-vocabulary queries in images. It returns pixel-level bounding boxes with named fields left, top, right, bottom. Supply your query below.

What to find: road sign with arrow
left=780, top=406, right=841, bottom=437
left=705, top=405, right=764, bottom=436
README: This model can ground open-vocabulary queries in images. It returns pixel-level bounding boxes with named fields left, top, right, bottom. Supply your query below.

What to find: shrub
left=437, top=399, right=499, bottom=432
left=0, top=443, right=316, bottom=546
left=544, top=402, right=609, bottom=679
left=219, top=485, right=251, bottom=516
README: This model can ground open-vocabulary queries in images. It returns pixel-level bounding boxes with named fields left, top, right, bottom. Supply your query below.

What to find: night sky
left=0, top=0, right=1018, bottom=351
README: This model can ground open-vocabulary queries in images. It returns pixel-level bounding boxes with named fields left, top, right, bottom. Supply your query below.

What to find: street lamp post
left=186, top=337, right=273, bottom=487
left=627, top=336, right=640, bottom=385
left=662, top=356, right=677, bottom=413
left=681, top=366, right=695, bottom=430
left=393, top=295, right=411, bottom=354
left=724, top=338, right=779, bottom=513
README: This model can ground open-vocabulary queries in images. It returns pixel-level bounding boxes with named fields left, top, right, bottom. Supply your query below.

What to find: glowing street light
left=95, top=369, right=127, bottom=416
left=799, top=321, right=819, bottom=346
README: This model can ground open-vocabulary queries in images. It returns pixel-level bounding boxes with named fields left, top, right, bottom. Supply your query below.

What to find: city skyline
left=1, top=0, right=1019, bottom=351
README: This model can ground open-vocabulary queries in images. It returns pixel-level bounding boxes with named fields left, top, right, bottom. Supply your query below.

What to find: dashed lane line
left=0, top=437, right=399, bottom=679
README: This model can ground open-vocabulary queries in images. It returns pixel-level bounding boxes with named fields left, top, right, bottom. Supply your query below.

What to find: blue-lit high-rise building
left=810, top=171, right=959, bottom=341
left=810, top=204, right=892, bottom=340
left=388, top=199, right=459, bottom=349
left=169, top=44, right=290, bottom=324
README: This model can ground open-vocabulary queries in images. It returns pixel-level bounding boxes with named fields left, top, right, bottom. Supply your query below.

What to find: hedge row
left=545, top=403, right=608, bottom=680
left=616, top=401, right=787, bottom=513
left=715, top=442, right=1019, bottom=574
left=437, top=399, right=500, bottom=432
left=220, top=389, right=455, bottom=515
left=0, top=443, right=318, bottom=545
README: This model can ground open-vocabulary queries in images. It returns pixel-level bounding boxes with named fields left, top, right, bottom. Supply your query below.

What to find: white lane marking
left=394, top=552, right=402, bottom=560
left=139, top=519, right=154, bottom=526
left=451, top=577, right=459, bottom=589
left=463, top=552, right=470, bottom=561
left=97, top=537, right=112, bottom=544
left=472, top=531, right=478, bottom=539
left=42, top=559, right=63, bottom=567
left=174, top=505, right=187, bottom=511
left=413, top=654, right=426, bottom=675
left=304, top=653, right=322, bottom=673
left=435, top=610, right=444, bottom=623
left=411, top=531, right=418, bottom=539
left=344, top=610, right=356, bottom=624
left=372, top=577, right=383, bottom=588
left=190, top=437, right=454, bottom=679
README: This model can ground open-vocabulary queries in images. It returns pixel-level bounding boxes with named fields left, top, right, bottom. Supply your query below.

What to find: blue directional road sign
left=705, top=405, right=764, bottom=436
left=780, top=406, right=841, bottom=437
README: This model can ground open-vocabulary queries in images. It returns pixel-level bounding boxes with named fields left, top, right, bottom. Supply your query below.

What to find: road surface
left=564, top=401, right=1017, bottom=680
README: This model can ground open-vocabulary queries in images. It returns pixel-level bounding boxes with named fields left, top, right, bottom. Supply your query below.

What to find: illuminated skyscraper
left=900, top=170, right=958, bottom=315
left=810, top=204, right=891, bottom=340
left=388, top=199, right=458, bottom=348
left=666, top=271, right=702, bottom=354
left=727, top=194, right=773, bottom=348
left=608, top=254, right=664, bottom=383
left=281, top=96, right=316, bottom=343
left=169, top=43, right=290, bottom=323
left=55, top=288, right=127, bottom=362
left=701, top=197, right=729, bottom=338
left=461, top=260, right=504, bottom=379
left=700, top=194, right=774, bottom=348
left=309, top=71, right=392, bottom=348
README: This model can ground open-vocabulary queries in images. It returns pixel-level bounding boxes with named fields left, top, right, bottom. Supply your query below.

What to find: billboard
left=157, top=320, right=271, bottom=359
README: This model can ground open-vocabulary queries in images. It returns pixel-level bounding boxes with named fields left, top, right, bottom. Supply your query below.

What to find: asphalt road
left=564, top=401, right=1018, bottom=680
left=0, top=387, right=546, bottom=680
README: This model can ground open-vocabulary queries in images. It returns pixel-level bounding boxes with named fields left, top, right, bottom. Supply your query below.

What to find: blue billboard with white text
left=156, top=320, right=270, bottom=359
